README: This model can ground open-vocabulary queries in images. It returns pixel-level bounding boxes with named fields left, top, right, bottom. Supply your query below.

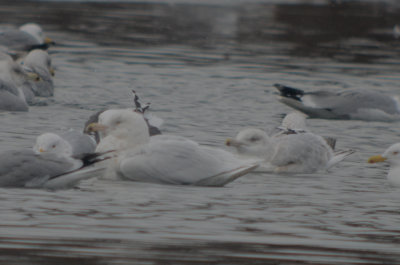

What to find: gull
left=274, top=84, right=400, bottom=121
left=0, top=23, right=54, bottom=57
left=86, top=109, right=258, bottom=186
left=22, top=49, right=54, bottom=97
left=368, top=143, right=400, bottom=186
left=33, top=130, right=96, bottom=157
left=0, top=52, right=40, bottom=111
left=226, top=112, right=354, bottom=173
left=83, top=90, right=162, bottom=143
left=0, top=149, right=109, bottom=189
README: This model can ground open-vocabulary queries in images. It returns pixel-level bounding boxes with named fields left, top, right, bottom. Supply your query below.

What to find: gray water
left=1, top=1, right=400, bottom=264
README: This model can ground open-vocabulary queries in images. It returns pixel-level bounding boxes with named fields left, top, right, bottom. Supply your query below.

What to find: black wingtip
left=75, top=150, right=115, bottom=167
left=274, top=84, right=304, bottom=101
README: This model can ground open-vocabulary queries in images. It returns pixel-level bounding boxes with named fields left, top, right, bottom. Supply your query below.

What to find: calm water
left=1, top=0, right=400, bottom=264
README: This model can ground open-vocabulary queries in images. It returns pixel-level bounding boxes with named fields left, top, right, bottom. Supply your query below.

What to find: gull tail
left=44, top=151, right=115, bottom=190
left=193, top=163, right=259, bottom=187
left=44, top=166, right=107, bottom=190
left=326, top=149, right=356, bottom=169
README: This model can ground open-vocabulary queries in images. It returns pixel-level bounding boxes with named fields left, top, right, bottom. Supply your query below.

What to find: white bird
left=368, top=143, right=400, bottom=186
left=33, top=131, right=96, bottom=157
left=0, top=52, right=40, bottom=111
left=277, top=111, right=308, bottom=132
left=86, top=109, right=258, bottom=186
left=0, top=149, right=108, bottom=189
left=22, top=49, right=54, bottom=97
left=226, top=112, right=354, bottom=173
left=0, top=23, right=54, bottom=56
left=83, top=90, right=162, bottom=143
left=274, top=84, right=400, bottom=121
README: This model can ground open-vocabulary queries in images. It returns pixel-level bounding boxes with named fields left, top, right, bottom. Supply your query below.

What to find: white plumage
left=88, top=109, right=258, bottom=186
left=226, top=112, right=354, bottom=173
left=368, top=143, right=400, bottom=186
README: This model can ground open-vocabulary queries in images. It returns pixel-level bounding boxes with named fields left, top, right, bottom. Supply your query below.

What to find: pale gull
left=226, top=112, right=354, bottom=173
left=0, top=53, right=41, bottom=111
left=0, top=23, right=54, bottom=57
left=86, top=109, right=259, bottom=186
left=22, top=49, right=54, bottom=97
left=0, top=149, right=108, bottom=189
left=274, top=84, right=400, bottom=121
left=83, top=90, right=162, bottom=143
left=33, top=131, right=96, bottom=157
left=368, top=143, right=400, bottom=187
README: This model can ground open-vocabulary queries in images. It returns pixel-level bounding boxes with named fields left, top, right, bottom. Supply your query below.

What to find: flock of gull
left=1, top=23, right=400, bottom=190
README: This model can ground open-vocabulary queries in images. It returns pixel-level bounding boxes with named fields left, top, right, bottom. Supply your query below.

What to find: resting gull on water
left=22, top=49, right=54, bottom=97
left=226, top=112, right=354, bottom=173
left=368, top=143, right=400, bottom=187
left=0, top=148, right=110, bottom=189
left=0, top=23, right=54, bottom=57
left=34, top=130, right=96, bottom=157
left=274, top=84, right=400, bottom=121
left=86, top=109, right=259, bottom=186
left=0, top=52, right=41, bottom=111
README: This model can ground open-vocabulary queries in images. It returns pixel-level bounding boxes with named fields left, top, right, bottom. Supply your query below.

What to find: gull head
left=23, top=50, right=54, bottom=97
left=33, top=133, right=73, bottom=157
left=368, top=143, right=400, bottom=186
left=226, top=128, right=272, bottom=158
left=87, top=109, right=150, bottom=150
left=368, top=143, right=400, bottom=165
left=280, top=111, right=308, bottom=132
left=19, top=23, right=53, bottom=45
left=24, top=49, right=54, bottom=76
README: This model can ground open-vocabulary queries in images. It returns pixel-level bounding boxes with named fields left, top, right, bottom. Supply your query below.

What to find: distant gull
left=0, top=23, right=54, bottom=57
left=368, top=143, right=400, bottom=187
left=34, top=131, right=96, bottom=157
left=0, top=52, right=41, bottom=111
left=86, top=109, right=258, bottom=186
left=0, top=149, right=109, bottom=189
left=22, top=49, right=54, bottom=97
left=274, top=84, right=400, bottom=121
left=226, top=112, right=354, bottom=173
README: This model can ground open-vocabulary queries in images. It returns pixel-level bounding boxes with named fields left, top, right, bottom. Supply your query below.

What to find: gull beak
left=44, top=37, right=55, bottom=45
left=49, top=67, right=55, bottom=77
left=86, top=122, right=108, bottom=133
left=39, top=148, right=45, bottom=153
left=368, top=155, right=387, bottom=164
left=27, top=72, right=41, bottom=82
left=225, top=138, right=242, bottom=147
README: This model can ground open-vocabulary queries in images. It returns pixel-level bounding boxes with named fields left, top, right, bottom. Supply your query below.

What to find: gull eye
left=52, top=144, right=56, bottom=148
left=393, top=151, right=398, bottom=155
left=249, top=136, right=260, bottom=142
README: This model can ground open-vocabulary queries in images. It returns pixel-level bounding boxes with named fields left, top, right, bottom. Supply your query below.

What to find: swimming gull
left=22, top=49, right=54, bottom=97
left=0, top=53, right=41, bottom=111
left=368, top=143, right=400, bottom=187
left=0, top=149, right=109, bottom=189
left=274, top=84, right=400, bottom=121
left=0, top=23, right=54, bottom=57
left=86, top=109, right=259, bottom=186
left=226, top=112, right=354, bottom=173
left=34, top=131, right=96, bottom=157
